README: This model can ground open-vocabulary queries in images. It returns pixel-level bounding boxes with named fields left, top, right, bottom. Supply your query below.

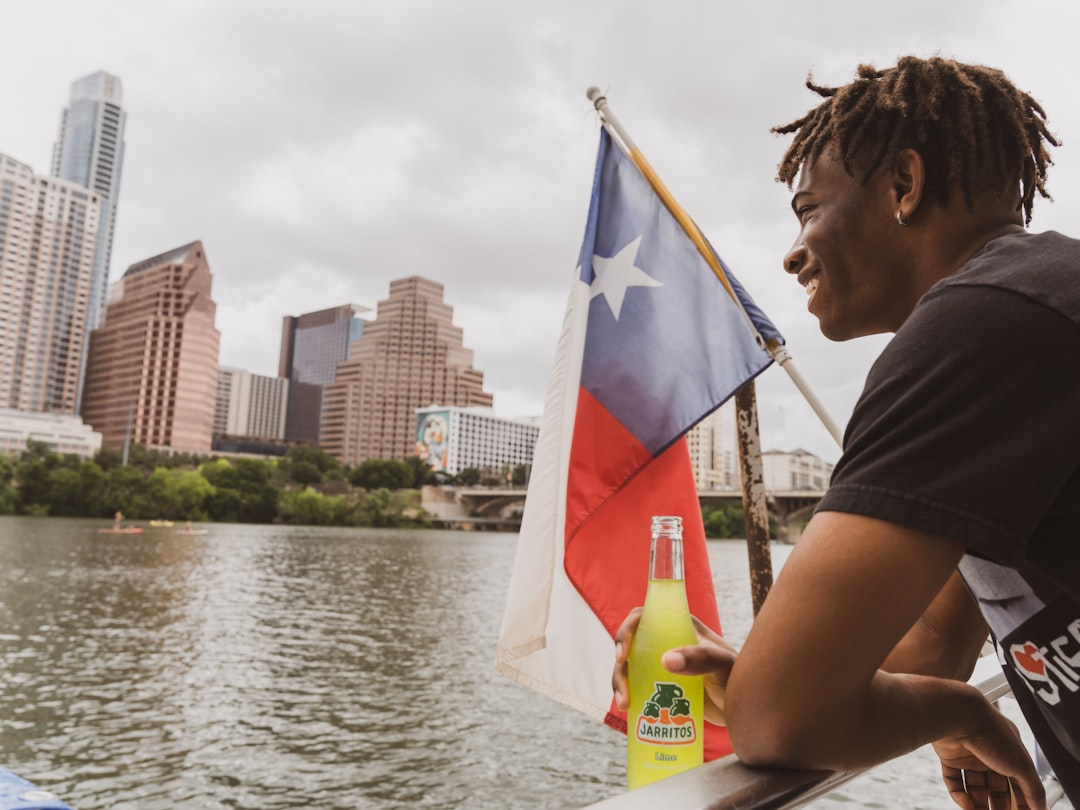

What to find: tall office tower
left=214, top=367, right=289, bottom=440
left=321, top=276, right=493, bottom=466
left=52, top=70, right=127, bottom=337
left=80, top=241, right=220, bottom=454
left=278, top=303, right=367, bottom=444
left=686, top=402, right=737, bottom=490
left=0, top=154, right=101, bottom=414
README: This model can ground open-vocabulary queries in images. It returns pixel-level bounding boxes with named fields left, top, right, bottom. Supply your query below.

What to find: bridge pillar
left=770, top=502, right=817, bottom=545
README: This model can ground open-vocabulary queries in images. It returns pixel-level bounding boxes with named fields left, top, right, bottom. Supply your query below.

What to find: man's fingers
left=939, top=764, right=1045, bottom=810
left=662, top=643, right=736, bottom=677
left=613, top=607, right=643, bottom=656
left=612, top=607, right=644, bottom=711
left=940, top=765, right=974, bottom=810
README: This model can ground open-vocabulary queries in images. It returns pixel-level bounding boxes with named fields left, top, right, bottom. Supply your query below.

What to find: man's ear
left=892, top=148, right=926, bottom=222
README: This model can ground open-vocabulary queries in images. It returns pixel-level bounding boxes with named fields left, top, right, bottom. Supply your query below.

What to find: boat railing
left=579, top=658, right=1068, bottom=810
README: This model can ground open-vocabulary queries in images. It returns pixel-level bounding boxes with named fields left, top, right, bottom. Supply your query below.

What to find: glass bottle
left=626, top=515, right=704, bottom=788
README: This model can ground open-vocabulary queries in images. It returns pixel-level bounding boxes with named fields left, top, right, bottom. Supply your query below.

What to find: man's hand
left=612, top=608, right=737, bottom=726
left=931, top=711, right=1046, bottom=810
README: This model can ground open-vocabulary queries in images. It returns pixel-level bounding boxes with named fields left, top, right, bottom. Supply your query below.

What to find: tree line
left=0, top=442, right=437, bottom=527
left=0, top=441, right=750, bottom=537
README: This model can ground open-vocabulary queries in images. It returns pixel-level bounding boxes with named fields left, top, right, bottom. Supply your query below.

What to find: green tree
left=205, top=488, right=244, bottom=523
left=284, top=445, right=341, bottom=475
left=0, top=454, right=16, bottom=514
left=102, top=465, right=146, bottom=517
left=288, top=460, right=324, bottom=486
left=175, top=470, right=215, bottom=519
left=701, top=503, right=746, bottom=539
left=351, top=487, right=407, bottom=527
left=279, top=487, right=341, bottom=525
left=199, top=458, right=277, bottom=523
left=454, top=467, right=480, bottom=487
left=403, top=454, right=434, bottom=488
left=140, top=468, right=215, bottom=520
left=199, top=458, right=238, bottom=490
left=93, top=445, right=124, bottom=473
left=349, top=458, right=414, bottom=491
left=15, top=458, right=52, bottom=514
left=47, top=461, right=105, bottom=517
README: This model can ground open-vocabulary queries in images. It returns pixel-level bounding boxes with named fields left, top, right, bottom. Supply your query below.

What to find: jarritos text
left=634, top=682, right=698, bottom=744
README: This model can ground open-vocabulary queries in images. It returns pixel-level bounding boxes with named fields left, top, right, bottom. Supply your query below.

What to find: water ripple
left=1, top=519, right=962, bottom=809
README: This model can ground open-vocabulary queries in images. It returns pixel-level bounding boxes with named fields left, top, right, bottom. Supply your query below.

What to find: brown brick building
left=80, top=241, right=220, bottom=453
left=321, top=276, right=493, bottom=466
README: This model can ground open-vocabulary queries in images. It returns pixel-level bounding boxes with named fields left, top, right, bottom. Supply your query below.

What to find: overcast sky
left=4, top=0, right=1080, bottom=462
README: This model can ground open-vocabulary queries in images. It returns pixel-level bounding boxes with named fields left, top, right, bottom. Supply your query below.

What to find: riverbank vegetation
left=0, top=442, right=435, bottom=528
left=0, top=442, right=751, bottom=537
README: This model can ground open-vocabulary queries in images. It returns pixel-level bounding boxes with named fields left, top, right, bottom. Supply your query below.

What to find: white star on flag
left=589, top=236, right=663, bottom=320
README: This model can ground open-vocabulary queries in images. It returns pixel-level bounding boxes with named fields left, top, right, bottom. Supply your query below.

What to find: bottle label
left=633, top=682, right=698, bottom=744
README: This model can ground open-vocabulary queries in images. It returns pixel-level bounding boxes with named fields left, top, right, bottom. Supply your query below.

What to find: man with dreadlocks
left=612, top=56, right=1079, bottom=808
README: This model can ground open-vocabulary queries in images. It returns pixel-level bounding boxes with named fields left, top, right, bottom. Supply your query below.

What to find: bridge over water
left=421, top=486, right=825, bottom=542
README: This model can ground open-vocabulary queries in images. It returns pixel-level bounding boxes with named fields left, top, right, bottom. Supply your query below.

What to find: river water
left=0, top=516, right=1025, bottom=809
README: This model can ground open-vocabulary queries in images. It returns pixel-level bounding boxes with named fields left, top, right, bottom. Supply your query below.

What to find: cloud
left=4, top=0, right=1080, bottom=464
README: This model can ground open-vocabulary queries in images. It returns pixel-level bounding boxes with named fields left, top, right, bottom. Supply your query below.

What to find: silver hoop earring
left=896, top=210, right=909, bottom=226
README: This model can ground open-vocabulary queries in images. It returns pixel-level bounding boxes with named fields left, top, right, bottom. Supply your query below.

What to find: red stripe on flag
left=565, top=387, right=653, bottom=537
left=565, top=387, right=732, bottom=760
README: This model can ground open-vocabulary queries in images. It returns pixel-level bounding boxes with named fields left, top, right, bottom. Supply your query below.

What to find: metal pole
left=735, top=380, right=773, bottom=616
left=121, top=398, right=134, bottom=466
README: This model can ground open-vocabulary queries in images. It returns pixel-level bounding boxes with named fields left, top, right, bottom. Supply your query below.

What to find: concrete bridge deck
left=421, top=486, right=825, bottom=541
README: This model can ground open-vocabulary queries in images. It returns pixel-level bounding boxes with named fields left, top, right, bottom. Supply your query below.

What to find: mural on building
left=416, top=411, right=450, bottom=472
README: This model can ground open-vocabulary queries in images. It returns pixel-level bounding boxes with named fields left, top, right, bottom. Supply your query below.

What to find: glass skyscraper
left=279, top=304, right=368, bottom=444
left=51, top=70, right=127, bottom=408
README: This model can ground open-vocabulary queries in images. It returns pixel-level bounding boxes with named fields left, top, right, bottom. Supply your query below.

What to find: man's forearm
left=730, top=668, right=996, bottom=771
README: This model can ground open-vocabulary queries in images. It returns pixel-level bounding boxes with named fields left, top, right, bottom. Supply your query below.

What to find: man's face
left=783, top=151, right=909, bottom=340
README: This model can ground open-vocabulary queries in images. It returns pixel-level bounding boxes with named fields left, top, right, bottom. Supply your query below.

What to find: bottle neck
left=649, top=516, right=684, bottom=581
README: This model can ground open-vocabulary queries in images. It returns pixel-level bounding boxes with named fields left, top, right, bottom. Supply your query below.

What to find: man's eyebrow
left=790, top=190, right=812, bottom=214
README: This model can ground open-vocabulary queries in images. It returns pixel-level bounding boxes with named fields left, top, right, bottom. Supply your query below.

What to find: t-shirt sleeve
left=818, top=283, right=1080, bottom=566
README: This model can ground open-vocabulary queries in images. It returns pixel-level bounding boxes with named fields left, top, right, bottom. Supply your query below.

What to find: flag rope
left=586, top=86, right=843, bottom=447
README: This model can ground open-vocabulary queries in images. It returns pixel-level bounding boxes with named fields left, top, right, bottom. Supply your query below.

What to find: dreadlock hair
left=772, top=55, right=1059, bottom=224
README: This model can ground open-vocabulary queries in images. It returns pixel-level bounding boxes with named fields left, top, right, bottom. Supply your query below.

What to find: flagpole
left=586, top=86, right=843, bottom=449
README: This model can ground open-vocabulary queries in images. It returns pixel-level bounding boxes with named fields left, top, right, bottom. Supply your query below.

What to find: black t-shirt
left=817, top=230, right=1080, bottom=801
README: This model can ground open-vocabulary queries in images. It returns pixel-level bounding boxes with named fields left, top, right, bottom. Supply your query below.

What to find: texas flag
left=496, top=129, right=782, bottom=761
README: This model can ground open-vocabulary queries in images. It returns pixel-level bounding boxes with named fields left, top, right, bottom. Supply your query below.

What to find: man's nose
left=783, top=241, right=806, bottom=276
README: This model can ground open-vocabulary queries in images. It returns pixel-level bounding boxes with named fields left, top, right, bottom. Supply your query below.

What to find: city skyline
left=5, top=1, right=1080, bottom=463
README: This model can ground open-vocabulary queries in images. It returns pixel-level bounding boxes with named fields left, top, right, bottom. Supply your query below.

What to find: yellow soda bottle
left=626, top=515, right=703, bottom=788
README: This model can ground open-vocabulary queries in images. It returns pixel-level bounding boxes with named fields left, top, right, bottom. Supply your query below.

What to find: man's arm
left=880, top=569, right=988, bottom=680
left=722, top=510, right=1044, bottom=806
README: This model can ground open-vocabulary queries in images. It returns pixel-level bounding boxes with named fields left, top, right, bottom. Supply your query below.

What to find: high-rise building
left=686, top=403, right=737, bottom=490
left=52, top=71, right=127, bottom=336
left=414, top=405, right=539, bottom=477
left=321, top=276, right=493, bottom=466
left=0, top=153, right=101, bottom=414
left=279, top=304, right=367, bottom=444
left=80, top=241, right=220, bottom=454
left=214, top=367, right=289, bottom=440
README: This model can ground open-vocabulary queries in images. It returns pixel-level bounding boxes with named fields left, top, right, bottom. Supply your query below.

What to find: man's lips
left=800, top=270, right=821, bottom=296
